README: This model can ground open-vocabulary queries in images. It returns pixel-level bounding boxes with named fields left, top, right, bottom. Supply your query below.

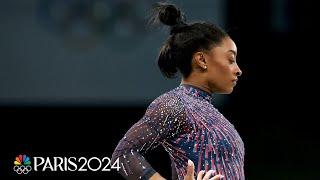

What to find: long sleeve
left=171, top=161, right=179, bottom=180
left=111, top=94, right=186, bottom=180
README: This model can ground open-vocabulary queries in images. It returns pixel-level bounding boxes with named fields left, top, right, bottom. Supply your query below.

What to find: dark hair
left=150, top=2, right=229, bottom=78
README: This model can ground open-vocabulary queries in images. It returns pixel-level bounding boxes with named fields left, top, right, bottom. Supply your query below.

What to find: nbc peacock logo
left=13, top=154, right=32, bottom=174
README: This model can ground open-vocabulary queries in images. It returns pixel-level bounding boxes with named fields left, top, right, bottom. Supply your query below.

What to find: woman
left=112, top=2, right=244, bottom=180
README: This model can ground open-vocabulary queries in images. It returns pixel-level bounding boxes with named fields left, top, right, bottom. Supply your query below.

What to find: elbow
left=111, top=150, right=120, bottom=165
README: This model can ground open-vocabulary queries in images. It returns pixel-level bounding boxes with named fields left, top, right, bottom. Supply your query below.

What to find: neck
left=181, top=78, right=212, bottom=94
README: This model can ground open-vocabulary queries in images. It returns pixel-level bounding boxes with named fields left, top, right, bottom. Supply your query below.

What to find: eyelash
left=229, top=59, right=236, bottom=64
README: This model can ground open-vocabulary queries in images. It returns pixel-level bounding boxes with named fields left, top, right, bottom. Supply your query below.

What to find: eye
left=229, top=59, right=236, bottom=64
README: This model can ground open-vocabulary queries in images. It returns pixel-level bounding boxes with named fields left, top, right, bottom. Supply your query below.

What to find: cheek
left=208, top=66, right=227, bottom=83
left=221, top=65, right=232, bottom=74
left=207, top=57, right=232, bottom=81
left=215, top=64, right=231, bottom=78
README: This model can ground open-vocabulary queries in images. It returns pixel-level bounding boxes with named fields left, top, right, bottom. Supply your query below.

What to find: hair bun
left=156, top=3, right=184, bottom=26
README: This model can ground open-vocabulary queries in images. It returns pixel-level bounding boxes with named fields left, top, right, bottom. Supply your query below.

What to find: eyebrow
left=228, top=50, right=237, bottom=56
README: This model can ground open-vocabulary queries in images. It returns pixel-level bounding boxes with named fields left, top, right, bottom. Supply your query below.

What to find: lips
left=232, top=79, right=238, bottom=85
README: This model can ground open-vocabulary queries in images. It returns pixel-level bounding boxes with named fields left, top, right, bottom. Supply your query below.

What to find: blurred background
left=0, top=0, right=318, bottom=179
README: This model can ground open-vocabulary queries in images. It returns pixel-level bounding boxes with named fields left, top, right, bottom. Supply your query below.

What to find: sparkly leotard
left=112, top=84, right=245, bottom=180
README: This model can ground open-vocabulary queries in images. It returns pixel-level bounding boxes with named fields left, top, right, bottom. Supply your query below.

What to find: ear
left=193, top=52, right=207, bottom=70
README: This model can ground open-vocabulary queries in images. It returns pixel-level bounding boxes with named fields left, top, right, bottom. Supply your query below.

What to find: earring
left=204, top=66, right=207, bottom=69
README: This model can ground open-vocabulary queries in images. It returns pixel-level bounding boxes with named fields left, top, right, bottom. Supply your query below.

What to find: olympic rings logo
left=13, top=165, right=32, bottom=174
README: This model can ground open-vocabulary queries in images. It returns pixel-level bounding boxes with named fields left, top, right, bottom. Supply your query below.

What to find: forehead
left=212, top=37, right=237, bottom=54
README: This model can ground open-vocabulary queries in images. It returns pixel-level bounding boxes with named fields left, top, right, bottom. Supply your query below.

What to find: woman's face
left=204, top=37, right=242, bottom=94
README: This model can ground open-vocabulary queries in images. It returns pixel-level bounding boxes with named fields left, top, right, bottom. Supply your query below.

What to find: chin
left=224, top=87, right=234, bottom=94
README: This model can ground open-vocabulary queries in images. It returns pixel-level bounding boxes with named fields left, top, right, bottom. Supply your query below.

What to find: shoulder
left=146, top=88, right=185, bottom=115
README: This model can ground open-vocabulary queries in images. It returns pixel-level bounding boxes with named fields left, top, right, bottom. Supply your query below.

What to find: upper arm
left=113, top=94, right=186, bottom=156
left=111, top=94, right=186, bottom=179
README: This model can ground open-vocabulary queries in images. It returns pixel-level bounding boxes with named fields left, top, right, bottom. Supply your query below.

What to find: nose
left=236, top=66, right=242, bottom=77
left=236, top=71, right=242, bottom=77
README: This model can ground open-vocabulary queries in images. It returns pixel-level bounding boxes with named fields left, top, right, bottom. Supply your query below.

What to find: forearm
left=112, top=149, right=159, bottom=180
left=149, top=172, right=166, bottom=180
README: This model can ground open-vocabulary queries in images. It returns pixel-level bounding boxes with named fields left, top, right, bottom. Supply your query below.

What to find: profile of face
left=202, top=37, right=242, bottom=94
